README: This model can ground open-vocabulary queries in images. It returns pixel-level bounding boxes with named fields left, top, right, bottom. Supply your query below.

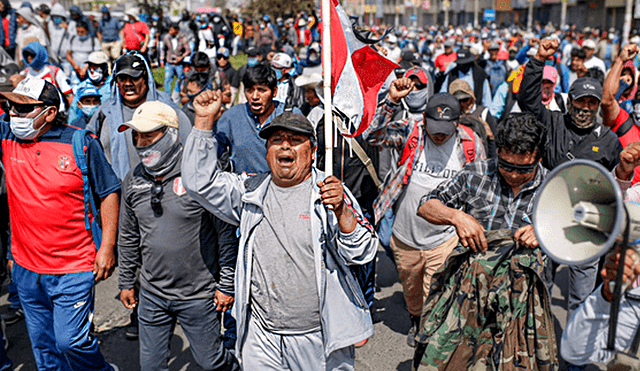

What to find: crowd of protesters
left=1, top=1, right=640, bottom=370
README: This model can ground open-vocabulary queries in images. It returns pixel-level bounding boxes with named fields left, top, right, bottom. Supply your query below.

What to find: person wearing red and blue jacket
left=0, top=78, right=121, bottom=371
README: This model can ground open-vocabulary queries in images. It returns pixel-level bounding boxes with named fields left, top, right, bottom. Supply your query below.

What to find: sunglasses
left=150, top=182, right=163, bottom=207
left=498, top=157, right=538, bottom=174
left=2, top=100, right=43, bottom=115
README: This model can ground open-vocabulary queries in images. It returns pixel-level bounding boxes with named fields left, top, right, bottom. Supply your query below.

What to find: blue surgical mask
left=260, top=24, right=265, bottom=30
left=200, top=23, right=207, bottom=29
left=80, top=104, right=99, bottom=119
left=79, top=35, right=89, bottom=42
left=52, top=17, right=62, bottom=25
left=21, top=24, right=28, bottom=30
left=247, top=57, right=258, bottom=67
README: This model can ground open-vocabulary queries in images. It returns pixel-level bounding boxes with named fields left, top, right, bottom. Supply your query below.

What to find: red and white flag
left=327, top=0, right=398, bottom=137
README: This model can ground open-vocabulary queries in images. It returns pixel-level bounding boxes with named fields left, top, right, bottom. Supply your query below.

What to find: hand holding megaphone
left=601, top=246, right=640, bottom=302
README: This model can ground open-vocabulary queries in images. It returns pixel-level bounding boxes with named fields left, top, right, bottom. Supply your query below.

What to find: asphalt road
left=0, top=247, right=607, bottom=370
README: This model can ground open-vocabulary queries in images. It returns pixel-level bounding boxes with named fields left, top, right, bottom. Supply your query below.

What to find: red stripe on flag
left=349, top=46, right=398, bottom=137
left=329, top=0, right=347, bottom=97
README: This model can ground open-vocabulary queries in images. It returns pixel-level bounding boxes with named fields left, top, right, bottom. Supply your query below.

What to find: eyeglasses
left=150, top=182, right=163, bottom=207
left=498, top=157, right=538, bottom=174
left=216, top=55, right=228, bottom=59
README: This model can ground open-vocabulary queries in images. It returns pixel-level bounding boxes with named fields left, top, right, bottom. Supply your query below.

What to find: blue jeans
left=163, top=63, right=183, bottom=93
left=12, top=263, right=112, bottom=371
left=138, top=288, right=238, bottom=371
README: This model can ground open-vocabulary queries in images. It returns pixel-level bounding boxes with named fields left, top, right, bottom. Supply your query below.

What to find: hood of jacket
left=50, top=3, right=66, bottom=18
left=23, top=41, right=47, bottom=71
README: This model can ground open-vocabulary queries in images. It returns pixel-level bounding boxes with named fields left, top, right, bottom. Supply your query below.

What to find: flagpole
left=322, top=0, right=333, bottom=178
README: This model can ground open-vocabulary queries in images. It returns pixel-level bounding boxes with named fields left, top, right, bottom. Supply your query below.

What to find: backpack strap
left=72, top=129, right=98, bottom=231
left=459, top=124, right=476, bottom=163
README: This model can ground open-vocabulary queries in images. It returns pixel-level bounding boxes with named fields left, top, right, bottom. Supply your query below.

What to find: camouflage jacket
left=414, top=229, right=558, bottom=371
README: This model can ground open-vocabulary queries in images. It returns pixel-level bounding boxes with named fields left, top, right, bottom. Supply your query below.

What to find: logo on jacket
left=173, top=177, right=186, bottom=196
left=58, top=155, right=71, bottom=170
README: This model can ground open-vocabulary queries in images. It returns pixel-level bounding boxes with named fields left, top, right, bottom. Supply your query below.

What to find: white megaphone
left=533, top=159, right=640, bottom=265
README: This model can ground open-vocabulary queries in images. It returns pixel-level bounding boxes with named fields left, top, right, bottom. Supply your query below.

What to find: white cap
left=294, top=73, right=322, bottom=88
left=582, top=39, right=596, bottom=49
left=88, top=51, right=109, bottom=65
left=271, top=53, right=293, bottom=69
left=124, top=8, right=138, bottom=21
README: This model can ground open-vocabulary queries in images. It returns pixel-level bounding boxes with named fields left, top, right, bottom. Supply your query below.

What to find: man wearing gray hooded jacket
left=182, top=90, right=377, bottom=370
left=87, top=51, right=192, bottom=181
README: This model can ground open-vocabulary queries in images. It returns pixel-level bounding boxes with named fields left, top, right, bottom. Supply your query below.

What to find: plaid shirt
left=161, top=32, right=191, bottom=64
left=421, top=158, right=548, bottom=231
left=364, top=99, right=486, bottom=224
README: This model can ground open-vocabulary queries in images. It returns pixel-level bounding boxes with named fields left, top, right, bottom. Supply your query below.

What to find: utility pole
left=527, top=0, right=534, bottom=31
left=474, top=0, right=479, bottom=27
left=623, top=0, right=633, bottom=45
left=560, top=0, right=567, bottom=28
left=443, top=0, right=449, bottom=27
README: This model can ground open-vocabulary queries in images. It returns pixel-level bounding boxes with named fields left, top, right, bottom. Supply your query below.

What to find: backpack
left=72, top=129, right=102, bottom=250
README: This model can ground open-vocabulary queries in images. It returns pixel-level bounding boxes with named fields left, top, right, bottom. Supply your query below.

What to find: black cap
left=246, top=46, right=259, bottom=56
left=259, top=112, right=316, bottom=143
left=113, top=54, right=146, bottom=79
left=424, top=93, right=460, bottom=136
left=192, top=52, right=211, bottom=68
left=569, top=77, right=603, bottom=101
left=455, top=48, right=475, bottom=65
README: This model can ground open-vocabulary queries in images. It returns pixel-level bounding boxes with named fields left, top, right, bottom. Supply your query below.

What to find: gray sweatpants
left=241, top=314, right=355, bottom=370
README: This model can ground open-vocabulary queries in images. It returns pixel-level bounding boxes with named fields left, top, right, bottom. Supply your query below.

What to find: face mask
left=247, top=57, right=258, bottom=67
left=80, top=104, right=99, bottom=118
left=274, top=69, right=284, bottom=80
left=569, top=104, right=598, bottom=128
left=103, top=14, right=110, bottom=21
left=187, top=84, right=212, bottom=102
left=260, top=24, right=265, bottom=30
left=89, top=68, right=104, bottom=83
left=541, top=84, right=555, bottom=104
left=200, top=23, right=207, bottom=29
left=129, top=19, right=135, bottom=24
left=52, top=17, right=62, bottom=25
left=10, top=107, right=51, bottom=140
left=404, top=88, right=429, bottom=113
left=78, top=35, right=88, bottom=42
left=21, top=24, right=28, bottom=30
left=135, top=127, right=182, bottom=177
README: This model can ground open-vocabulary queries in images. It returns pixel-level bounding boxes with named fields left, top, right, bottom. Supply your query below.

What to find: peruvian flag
left=327, top=0, right=398, bottom=137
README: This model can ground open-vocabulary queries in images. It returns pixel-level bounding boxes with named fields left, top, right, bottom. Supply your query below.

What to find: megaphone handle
left=607, top=209, right=632, bottom=351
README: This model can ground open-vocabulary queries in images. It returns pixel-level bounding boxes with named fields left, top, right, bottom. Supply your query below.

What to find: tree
left=244, top=0, right=316, bottom=20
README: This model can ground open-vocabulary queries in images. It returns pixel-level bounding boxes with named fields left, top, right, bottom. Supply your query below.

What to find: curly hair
left=495, top=113, right=546, bottom=158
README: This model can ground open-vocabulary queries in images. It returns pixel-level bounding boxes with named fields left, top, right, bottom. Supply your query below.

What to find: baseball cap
left=488, top=42, right=500, bottom=51
left=424, top=93, right=460, bottom=136
left=77, top=85, right=101, bottom=100
left=569, top=77, right=603, bottom=101
left=217, top=47, right=230, bottom=58
left=258, top=112, right=316, bottom=143
left=403, top=67, right=428, bottom=89
left=87, top=51, right=109, bottom=65
left=118, top=101, right=179, bottom=133
left=448, top=79, right=474, bottom=101
left=543, top=65, right=558, bottom=83
left=444, top=39, right=455, bottom=47
left=582, top=39, right=596, bottom=49
left=455, top=48, right=475, bottom=65
left=271, top=53, right=293, bottom=69
left=114, top=53, right=147, bottom=79
left=0, top=78, right=61, bottom=110
left=294, top=73, right=322, bottom=88
left=246, top=46, right=259, bottom=56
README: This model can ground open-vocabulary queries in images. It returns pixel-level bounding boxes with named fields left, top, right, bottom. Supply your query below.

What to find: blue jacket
left=181, top=128, right=377, bottom=363
left=215, top=101, right=301, bottom=174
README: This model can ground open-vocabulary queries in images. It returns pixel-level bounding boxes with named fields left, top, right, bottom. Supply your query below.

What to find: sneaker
left=125, top=322, right=138, bottom=341
left=125, top=310, right=138, bottom=341
left=407, top=314, right=420, bottom=348
left=1, top=308, right=23, bottom=326
left=109, top=363, right=120, bottom=371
